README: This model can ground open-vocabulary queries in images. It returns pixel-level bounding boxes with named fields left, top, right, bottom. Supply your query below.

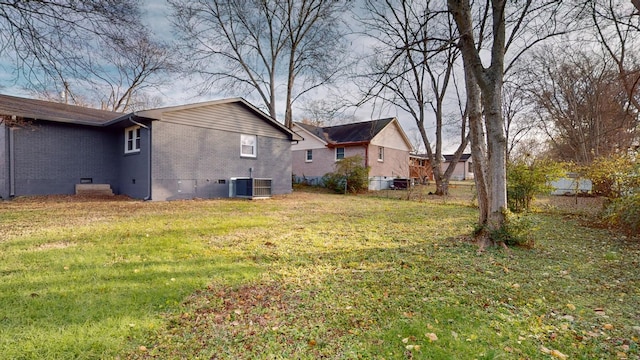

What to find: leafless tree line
left=0, top=0, right=173, bottom=112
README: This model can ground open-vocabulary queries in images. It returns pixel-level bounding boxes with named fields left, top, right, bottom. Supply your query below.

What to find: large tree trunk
left=449, top=0, right=508, bottom=246
left=464, top=63, right=489, bottom=226
left=483, top=86, right=508, bottom=233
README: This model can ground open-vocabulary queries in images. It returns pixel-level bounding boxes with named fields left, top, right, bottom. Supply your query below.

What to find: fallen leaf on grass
left=425, top=333, right=438, bottom=342
left=566, top=304, right=576, bottom=311
left=603, top=323, right=614, bottom=330
left=551, top=349, right=568, bottom=359
left=540, top=346, right=568, bottom=359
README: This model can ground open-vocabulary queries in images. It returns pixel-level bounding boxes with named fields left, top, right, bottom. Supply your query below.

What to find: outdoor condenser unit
left=229, top=178, right=272, bottom=199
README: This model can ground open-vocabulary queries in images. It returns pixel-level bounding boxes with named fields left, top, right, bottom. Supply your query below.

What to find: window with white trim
left=378, top=146, right=384, bottom=161
left=124, top=125, right=141, bottom=154
left=241, top=134, right=257, bottom=157
left=335, top=147, right=345, bottom=160
left=305, top=149, right=313, bottom=162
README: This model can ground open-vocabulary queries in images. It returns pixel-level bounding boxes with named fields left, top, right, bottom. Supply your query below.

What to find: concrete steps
left=75, top=184, right=113, bottom=196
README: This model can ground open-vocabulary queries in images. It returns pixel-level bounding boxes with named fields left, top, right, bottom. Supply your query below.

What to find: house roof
left=120, top=97, right=299, bottom=139
left=295, top=118, right=396, bottom=145
left=0, top=94, right=300, bottom=140
left=0, top=93, right=121, bottom=126
left=443, top=153, right=472, bottom=162
left=410, top=153, right=446, bottom=161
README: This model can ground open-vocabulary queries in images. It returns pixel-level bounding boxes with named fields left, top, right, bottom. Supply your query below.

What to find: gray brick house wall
left=11, top=122, right=120, bottom=196
left=0, top=96, right=295, bottom=200
left=0, top=123, right=7, bottom=199
left=151, top=121, right=292, bottom=201
left=116, top=122, right=151, bottom=199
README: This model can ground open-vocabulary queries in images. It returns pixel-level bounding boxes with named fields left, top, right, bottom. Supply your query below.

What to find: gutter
left=128, top=115, right=152, bottom=201
left=8, top=127, right=15, bottom=197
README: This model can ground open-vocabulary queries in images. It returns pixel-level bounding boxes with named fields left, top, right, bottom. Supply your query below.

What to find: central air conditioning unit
left=229, top=178, right=272, bottom=199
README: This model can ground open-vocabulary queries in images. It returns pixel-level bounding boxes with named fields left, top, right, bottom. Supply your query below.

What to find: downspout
left=9, top=127, right=15, bottom=197
left=128, top=116, right=152, bottom=201
left=364, top=144, right=369, bottom=168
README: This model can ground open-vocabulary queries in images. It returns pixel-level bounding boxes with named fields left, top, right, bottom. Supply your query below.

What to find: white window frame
left=241, top=134, right=257, bottom=158
left=335, top=147, right=345, bottom=161
left=378, top=146, right=384, bottom=162
left=124, top=125, right=141, bottom=154
left=305, top=149, right=313, bottom=162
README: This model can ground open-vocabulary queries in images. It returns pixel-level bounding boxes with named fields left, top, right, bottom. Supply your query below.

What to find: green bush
left=587, top=152, right=640, bottom=237
left=488, top=210, right=537, bottom=247
left=322, top=172, right=347, bottom=193
left=507, top=159, right=564, bottom=212
left=322, top=155, right=369, bottom=194
left=586, top=153, right=640, bottom=198
left=603, top=193, right=640, bottom=237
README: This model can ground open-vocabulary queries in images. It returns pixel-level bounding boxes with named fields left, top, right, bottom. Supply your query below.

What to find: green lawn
left=0, top=191, right=638, bottom=359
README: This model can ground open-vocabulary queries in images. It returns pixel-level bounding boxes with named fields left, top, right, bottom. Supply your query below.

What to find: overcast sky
left=0, top=0, right=460, bottom=153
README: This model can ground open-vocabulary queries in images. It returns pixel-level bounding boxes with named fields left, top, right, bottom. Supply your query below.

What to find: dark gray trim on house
left=0, top=123, right=8, bottom=199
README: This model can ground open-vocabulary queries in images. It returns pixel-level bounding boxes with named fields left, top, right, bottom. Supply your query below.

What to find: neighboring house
left=409, top=153, right=438, bottom=184
left=441, top=153, right=474, bottom=180
left=291, top=118, right=412, bottom=190
left=0, top=94, right=298, bottom=200
left=550, top=172, right=592, bottom=195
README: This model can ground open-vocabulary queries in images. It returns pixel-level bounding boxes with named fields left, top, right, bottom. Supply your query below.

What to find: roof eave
left=292, top=123, right=327, bottom=145
left=327, top=140, right=370, bottom=148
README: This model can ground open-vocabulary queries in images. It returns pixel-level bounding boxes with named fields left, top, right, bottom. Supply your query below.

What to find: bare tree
left=590, top=0, right=640, bottom=112
left=31, top=31, right=175, bottom=112
left=522, top=47, right=638, bottom=164
left=502, top=75, right=537, bottom=161
left=298, top=97, right=357, bottom=126
left=86, top=32, right=174, bottom=112
left=169, top=0, right=350, bottom=127
left=0, top=1, right=173, bottom=113
left=357, top=0, right=469, bottom=196
left=447, top=0, right=576, bottom=246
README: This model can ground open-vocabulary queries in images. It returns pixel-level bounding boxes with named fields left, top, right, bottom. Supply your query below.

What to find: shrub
left=488, top=210, right=537, bottom=248
left=603, top=193, right=640, bottom=237
left=507, top=159, right=564, bottom=212
left=586, top=153, right=640, bottom=198
left=322, top=155, right=369, bottom=194
left=322, top=172, right=347, bottom=193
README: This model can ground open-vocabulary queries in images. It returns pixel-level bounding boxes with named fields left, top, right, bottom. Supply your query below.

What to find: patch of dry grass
left=1, top=190, right=638, bottom=360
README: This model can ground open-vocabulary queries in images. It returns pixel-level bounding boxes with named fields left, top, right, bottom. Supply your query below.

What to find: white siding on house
left=371, top=122, right=411, bottom=151
left=291, top=124, right=326, bottom=150
left=441, top=158, right=474, bottom=180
